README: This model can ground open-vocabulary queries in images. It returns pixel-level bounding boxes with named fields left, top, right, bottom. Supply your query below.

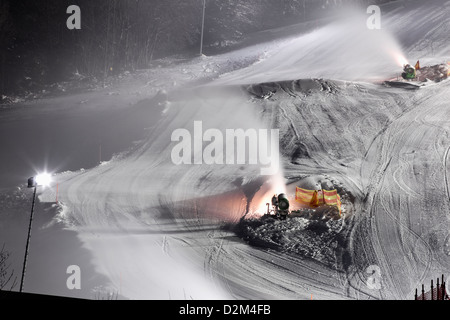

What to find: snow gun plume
left=252, top=173, right=287, bottom=217
left=390, top=51, right=408, bottom=67
left=397, top=55, right=409, bottom=68
left=271, top=174, right=287, bottom=195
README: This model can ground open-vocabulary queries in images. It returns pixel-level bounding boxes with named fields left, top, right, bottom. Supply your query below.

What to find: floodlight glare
left=35, top=173, right=52, bottom=187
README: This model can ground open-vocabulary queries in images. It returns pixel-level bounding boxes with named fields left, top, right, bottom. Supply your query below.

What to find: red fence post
left=431, top=280, right=434, bottom=300
left=441, top=275, right=445, bottom=300
left=437, top=278, right=440, bottom=300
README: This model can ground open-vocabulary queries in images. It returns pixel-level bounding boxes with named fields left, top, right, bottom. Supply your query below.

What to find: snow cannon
left=402, top=64, right=416, bottom=80
left=277, top=193, right=289, bottom=211
left=267, top=193, right=290, bottom=220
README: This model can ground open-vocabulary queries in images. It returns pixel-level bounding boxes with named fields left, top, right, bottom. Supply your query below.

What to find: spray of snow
left=215, top=7, right=409, bottom=85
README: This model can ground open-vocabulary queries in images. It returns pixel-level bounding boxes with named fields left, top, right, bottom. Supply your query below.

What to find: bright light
left=35, top=173, right=52, bottom=186
left=395, top=54, right=408, bottom=67
left=387, top=48, right=408, bottom=67
left=252, top=174, right=287, bottom=216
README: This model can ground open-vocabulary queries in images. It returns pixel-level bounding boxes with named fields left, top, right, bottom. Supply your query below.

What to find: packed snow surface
left=1, top=0, right=450, bottom=300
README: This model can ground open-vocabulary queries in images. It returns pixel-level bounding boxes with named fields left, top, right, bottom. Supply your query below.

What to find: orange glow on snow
left=252, top=174, right=287, bottom=217
left=385, top=47, right=408, bottom=67
left=395, top=54, right=409, bottom=67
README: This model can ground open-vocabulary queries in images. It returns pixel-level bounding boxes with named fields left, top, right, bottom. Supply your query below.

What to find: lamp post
left=200, top=0, right=206, bottom=56
left=19, top=173, right=51, bottom=293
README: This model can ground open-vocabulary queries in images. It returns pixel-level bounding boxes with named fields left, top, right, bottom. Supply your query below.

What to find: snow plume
left=329, top=5, right=409, bottom=71
left=106, top=84, right=288, bottom=222
left=216, top=6, right=408, bottom=84
left=245, top=174, right=287, bottom=217
left=173, top=87, right=279, bottom=164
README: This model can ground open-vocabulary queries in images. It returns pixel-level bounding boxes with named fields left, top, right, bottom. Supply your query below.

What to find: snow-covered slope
left=215, top=0, right=450, bottom=85
left=243, top=77, right=450, bottom=299
left=1, top=0, right=449, bottom=300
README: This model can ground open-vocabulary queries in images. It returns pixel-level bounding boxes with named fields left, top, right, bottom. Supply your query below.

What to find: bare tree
left=0, top=244, right=17, bottom=291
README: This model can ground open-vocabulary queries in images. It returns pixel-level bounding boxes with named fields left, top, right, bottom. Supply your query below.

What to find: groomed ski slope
left=5, top=0, right=449, bottom=299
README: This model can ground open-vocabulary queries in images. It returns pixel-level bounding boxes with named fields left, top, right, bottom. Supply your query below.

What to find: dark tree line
left=0, top=0, right=397, bottom=97
left=0, top=0, right=204, bottom=96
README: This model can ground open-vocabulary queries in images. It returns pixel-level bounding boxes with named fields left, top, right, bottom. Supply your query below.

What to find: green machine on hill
left=402, top=64, right=416, bottom=80
left=267, top=193, right=290, bottom=220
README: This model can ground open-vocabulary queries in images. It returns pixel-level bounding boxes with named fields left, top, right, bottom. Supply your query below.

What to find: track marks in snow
left=444, top=146, right=450, bottom=203
left=253, top=75, right=449, bottom=299
left=279, top=104, right=300, bottom=141
left=358, top=86, right=450, bottom=298
left=392, top=159, right=421, bottom=199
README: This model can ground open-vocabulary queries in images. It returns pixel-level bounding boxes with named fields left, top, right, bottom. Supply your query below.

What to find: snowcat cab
left=267, top=193, right=290, bottom=220
left=402, top=64, right=416, bottom=80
